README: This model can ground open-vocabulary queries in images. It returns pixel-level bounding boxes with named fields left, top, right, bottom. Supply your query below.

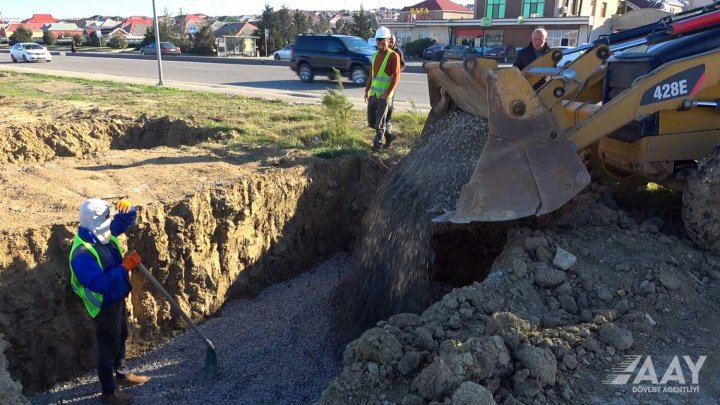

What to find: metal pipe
left=151, top=0, right=164, bottom=86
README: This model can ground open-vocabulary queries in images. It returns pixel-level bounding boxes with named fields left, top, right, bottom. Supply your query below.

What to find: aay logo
left=604, top=355, right=707, bottom=394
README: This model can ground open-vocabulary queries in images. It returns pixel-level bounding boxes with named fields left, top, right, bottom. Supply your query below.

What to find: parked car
left=290, top=34, right=374, bottom=85
left=140, top=42, right=181, bottom=55
left=422, top=44, right=450, bottom=61
left=442, top=45, right=479, bottom=61
left=484, top=45, right=518, bottom=63
left=273, top=44, right=293, bottom=60
left=10, top=43, right=52, bottom=63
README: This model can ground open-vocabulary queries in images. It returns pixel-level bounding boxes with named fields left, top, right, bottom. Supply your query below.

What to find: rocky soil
left=320, top=184, right=720, bottom=404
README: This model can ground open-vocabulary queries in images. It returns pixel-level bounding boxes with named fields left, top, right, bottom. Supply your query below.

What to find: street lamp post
left=152, top=0, right=164, bottom=86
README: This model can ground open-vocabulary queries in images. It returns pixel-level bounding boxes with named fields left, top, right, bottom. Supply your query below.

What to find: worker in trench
left=68, top=198, right=150, bottom=405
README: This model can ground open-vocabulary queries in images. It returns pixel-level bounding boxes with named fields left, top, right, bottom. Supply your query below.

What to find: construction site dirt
left=1, top=101, right=719, bottom=405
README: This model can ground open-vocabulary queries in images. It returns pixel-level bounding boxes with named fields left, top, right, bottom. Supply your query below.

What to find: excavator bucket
left=425, top=64, right=591, bottom=223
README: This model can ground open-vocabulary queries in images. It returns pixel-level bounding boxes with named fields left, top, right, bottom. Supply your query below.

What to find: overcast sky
left=1, top=0, right=419, bottom=19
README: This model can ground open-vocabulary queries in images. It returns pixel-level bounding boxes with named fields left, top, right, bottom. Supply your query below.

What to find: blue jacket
left=70, top=209, right=137, bottom=306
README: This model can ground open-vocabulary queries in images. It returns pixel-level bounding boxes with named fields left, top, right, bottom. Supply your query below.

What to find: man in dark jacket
left=513, top=28, right=550, bottom=71
left=384, top=34, right=406, bottom=147
left=69, top=198, right=150, bottom=405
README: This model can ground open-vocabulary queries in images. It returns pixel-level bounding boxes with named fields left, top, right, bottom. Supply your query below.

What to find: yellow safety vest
left=68, top=234, right=123, bottom=318
left=369, top=49, right=396, bottom=98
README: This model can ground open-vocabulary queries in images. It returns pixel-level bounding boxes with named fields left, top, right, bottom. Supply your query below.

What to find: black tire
left=298, top=63, right=313, bottom=83
left=140, top=50, right=145, bottom=55
left=503, top=55, right=508, bottom=63
left=350, top=65, right=367, bottom=86
left=23, top=55, right=28, bottom=62
left=11, top=55, right=17, bottom=63
left=274, top=54, right=280, bottom=60
left=682, top=147, right=720, bottom=254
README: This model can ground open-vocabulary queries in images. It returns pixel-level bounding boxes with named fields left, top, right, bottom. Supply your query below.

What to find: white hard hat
left=79, top=199, right=113, bottom=244
left=375, top=26, right=391, bottom=39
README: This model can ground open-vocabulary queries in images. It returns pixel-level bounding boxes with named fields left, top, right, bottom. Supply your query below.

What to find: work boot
left=371, top=143, right=382, bottom=152
left=100, top=390, right=134, bottom=405
left=384, top=133, right=397, bottom=149
left=116, top=373, right=151, bottom=387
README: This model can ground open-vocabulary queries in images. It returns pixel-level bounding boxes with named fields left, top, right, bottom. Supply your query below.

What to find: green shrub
left=72, top=34, right=84, bottom=46
left=321, top=68, right=355, bottom=140
left=10, top=27, right=33, bottom=44
left=108, top=33, right=127, bottom=49
left=403, top=37, right=436, bottom=58
left=42, top=31, right=57, bottom=46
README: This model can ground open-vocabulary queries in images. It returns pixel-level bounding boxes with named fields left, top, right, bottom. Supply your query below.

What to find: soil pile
left=319, top=184, right=720, bottom=404
left=0, top=101, right=232, bottom=164
left=336, top=111, right=489, bottom=339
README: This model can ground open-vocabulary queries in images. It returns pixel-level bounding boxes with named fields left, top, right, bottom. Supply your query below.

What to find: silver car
left=10, top=42, right=52, bottom=63
left=273, top=44, right=293, bottom=60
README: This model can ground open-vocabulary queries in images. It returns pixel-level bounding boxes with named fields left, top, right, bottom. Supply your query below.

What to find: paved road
left=0, top=54, right=431, bottom=109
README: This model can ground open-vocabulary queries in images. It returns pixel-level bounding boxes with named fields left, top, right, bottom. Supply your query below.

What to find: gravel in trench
left=30, top=254, right=351, bottom=405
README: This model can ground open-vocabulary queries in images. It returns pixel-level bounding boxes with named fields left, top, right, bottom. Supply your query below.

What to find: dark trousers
left=367, top=95, right=390, bottom=147
left=93, top=300, right=128, bottom=394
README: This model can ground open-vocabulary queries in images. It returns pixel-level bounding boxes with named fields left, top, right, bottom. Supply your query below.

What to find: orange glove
left=116, top=199, right=132, bottom=213
left=122, top=250, right=142, bottom=272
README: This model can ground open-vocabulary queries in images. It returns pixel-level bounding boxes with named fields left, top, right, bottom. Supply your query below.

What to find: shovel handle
left=136, top=263, right=216, bottom=351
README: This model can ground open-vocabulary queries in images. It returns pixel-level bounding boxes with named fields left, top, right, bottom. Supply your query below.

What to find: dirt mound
left=319, top=184, right=720, bottom=404
left=335, top=111, right=489, bottom=339
left=0, top=100, right=231, bottom=164
left=0, top=335, right=27, bottom=405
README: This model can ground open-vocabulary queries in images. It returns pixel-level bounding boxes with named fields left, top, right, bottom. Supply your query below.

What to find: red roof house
left=22, top=14, right=61, bottom=24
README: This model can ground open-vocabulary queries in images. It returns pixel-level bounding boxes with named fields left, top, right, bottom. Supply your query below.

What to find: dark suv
left=290, top=34, right=375, bottom=85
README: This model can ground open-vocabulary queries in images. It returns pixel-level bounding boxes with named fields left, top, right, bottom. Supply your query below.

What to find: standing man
left=513, top=28, right=550, bottom=71
left=69, top=198, right=150, bottom=405
left=365, top=26, right=401, bottom=151
left=384, top=35, right=406, bottom=144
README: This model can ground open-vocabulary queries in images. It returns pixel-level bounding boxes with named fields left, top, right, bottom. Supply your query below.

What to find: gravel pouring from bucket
left=137, top=263, right=219, bottom=375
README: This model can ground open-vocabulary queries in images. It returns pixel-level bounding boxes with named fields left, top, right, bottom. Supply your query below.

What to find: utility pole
left=152, top=0, right=165, bottom=86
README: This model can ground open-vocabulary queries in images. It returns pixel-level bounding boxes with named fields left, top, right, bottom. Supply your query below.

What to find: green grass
left=0, top=71, right=427, bottom=158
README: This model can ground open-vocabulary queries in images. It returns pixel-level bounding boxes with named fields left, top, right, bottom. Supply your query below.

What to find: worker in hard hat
left=365, top=26, right=402, bottom=151
left=69, top=198, right=150, bottom=405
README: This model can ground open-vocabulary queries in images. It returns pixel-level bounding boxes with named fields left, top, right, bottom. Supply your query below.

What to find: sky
left=0, top=0, right=419, bottom=20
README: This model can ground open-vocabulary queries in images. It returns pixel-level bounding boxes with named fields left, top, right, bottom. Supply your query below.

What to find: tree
left=72, top=34, right=84, bottom=46
left=108, top=33, right=127, bottom=49
left=88, top=31, right=106, bottom=47
left=276, top=7, right=293, bottom=46
left=191, top=25, right=216, bottom=55
left=351, top=6, right=374, bottom=39
left=404, top=37, right=436, bottom=58
left=334, top=19, right=354, bottom=35
left=42, top=30, right=57, bottom=46
left=313, top=19, right=331, bottom=34
left=291, top=10, right=312, bottom=37
left=9, top=26, right=33, bottom=44
left=141, top=19, right=173, bottom=46
left=257, top=4, right=281, bottom=55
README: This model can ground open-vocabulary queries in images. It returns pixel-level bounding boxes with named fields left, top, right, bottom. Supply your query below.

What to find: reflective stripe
left=369, top=49, right=395, bottom=97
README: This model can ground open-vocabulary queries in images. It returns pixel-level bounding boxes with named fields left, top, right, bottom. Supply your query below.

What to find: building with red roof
left=399, top=0, right=473, bottom=21
left=22, top=14, right=61, bottom=24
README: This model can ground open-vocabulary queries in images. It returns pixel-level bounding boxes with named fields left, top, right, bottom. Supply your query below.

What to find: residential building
left=177, top=14, right=208, bottom=34
left=21, top=14, right=60, bottom=24
left=5, top=23, right=45, bottom=40
left=216, top=22, right=259, bottom=57
left=383, top=0, right=473, bottom=45
left=44, top=22, right=84, bottom=39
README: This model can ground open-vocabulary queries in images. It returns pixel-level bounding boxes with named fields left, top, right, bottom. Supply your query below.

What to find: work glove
left=122, top=250, right=142, bottom=272
left=116, top=199, right=132, bottom=213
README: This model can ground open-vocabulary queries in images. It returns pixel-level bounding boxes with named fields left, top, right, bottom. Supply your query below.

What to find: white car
left=272, top=44, right=293, bottom=60
left=11, top=42, right=52, bottom=63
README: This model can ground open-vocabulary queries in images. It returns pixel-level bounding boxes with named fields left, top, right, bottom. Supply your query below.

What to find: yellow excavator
left=424, top=3, right=720, bottom=253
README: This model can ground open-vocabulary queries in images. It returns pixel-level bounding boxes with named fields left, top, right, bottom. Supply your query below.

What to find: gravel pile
left=30, top=254, right=352, bottom=405
left=336, top=111, right=489, bottom=340
left=320, top=185, right=720, bottom=404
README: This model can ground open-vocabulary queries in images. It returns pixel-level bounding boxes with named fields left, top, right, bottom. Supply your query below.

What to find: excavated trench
left=0, top=110, right=387, bottom=395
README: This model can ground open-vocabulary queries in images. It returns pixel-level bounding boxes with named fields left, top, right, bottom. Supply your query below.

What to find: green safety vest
left=68, top=234, right=123, bottom=318
left=369, top=49, right=396, bottom=98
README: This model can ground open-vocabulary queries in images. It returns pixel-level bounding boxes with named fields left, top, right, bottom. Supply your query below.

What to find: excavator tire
left=682, top=146, right=720, bottom=254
